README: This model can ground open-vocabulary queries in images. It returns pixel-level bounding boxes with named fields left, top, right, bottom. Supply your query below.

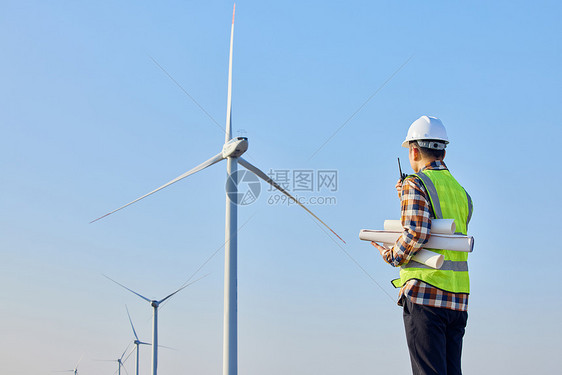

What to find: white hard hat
left=401, top=115, right=449, bottom=149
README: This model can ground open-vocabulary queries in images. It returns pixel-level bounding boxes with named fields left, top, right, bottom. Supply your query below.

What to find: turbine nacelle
left=222, top=137, right=248, bottom=158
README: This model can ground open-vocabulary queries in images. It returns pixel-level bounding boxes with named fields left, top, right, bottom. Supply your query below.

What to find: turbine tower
left=106, top=276, right=199, bottom=375
left=92, top=5, right=345, bottom=375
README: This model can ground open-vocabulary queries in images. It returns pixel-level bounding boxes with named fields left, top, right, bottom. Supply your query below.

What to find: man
left=372, top=115, right=473, bottom=375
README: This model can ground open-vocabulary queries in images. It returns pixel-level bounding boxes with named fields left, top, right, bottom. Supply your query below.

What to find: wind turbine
left=105, top=276, right=201, bottom=375
left=92, top=5, right=345, bottom=375
left=56, top=355, right=83, bottom=375
left=126, top=305, right=151, bottom=375
left=97, top=344, right=131, bottom=375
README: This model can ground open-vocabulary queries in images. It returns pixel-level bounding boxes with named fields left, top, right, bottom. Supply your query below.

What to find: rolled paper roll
left=359, top=230, right=474, bottom=252
left=359, top=230, right=406, bottom=244
left=426, top=233, right=474, bottom=252
left=412, top=249, right=444, bottom=269
left=380, top=244, right=444, bottom=269
left=412, top=249, right=445, bottom=269
left=384, top=219, right=456, bottom=234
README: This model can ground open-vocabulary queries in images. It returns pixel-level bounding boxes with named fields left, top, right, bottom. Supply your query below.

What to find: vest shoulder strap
left=412, top=171, right=442, bottom=219
left=414, top=169, right=473, bottom=231
left=465, top=190, right=473, bottom=226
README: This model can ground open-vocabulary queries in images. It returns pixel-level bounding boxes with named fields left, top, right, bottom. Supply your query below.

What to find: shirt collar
left=420, top=159, right=448, bottom=172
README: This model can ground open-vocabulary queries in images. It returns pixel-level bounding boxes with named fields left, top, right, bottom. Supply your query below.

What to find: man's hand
left=395, top=179, right=403, bottom=199
left=371, top=241, right=391, bottom=257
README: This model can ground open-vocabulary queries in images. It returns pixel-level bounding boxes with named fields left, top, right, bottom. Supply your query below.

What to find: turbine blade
left=75, top=354, right=84, bottom=369
left=238, top=157, right=346, bottom=244
left=122, top=345, right=136, bottom=364
left=139, top=341, right=151, bottom=346
left=225, top=4, right=235, bottom=143
left=158, top=273, right=210, bottom=304
left=91, top=152, right=225, bottom=223
left=125, top=305, right=140, bottom=341
left=158, top=286, right=187, bottom=305
left=120, top=342, right=132, bottom=361
left=104, top=275, right=152, bottom=303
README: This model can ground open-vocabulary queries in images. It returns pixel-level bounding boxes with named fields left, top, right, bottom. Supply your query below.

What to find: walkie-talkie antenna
left=398, top=157, right=407, bottom=182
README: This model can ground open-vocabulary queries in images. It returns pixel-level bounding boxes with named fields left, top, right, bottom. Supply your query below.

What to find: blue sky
left=1, top=1, right=561, bottom=374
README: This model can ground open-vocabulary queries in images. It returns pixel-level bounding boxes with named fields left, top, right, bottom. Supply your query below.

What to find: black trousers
left=402, top=297, right=468, bottom=375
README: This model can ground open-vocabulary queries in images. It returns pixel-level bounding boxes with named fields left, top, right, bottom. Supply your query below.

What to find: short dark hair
left=410, top=140, right=446, bottom=159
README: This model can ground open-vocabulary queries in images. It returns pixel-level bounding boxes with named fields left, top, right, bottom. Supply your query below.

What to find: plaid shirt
left=381, top=160, right=469, bottom=312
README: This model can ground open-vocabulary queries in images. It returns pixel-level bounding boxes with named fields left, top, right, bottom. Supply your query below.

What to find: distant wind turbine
left=92, top=5, right=344, bottom=375
left=97, top=344, right=131, bottom=375
left=55, top=355, right=83, bottom=375
left=105, top=276, right=203, bottom=375
left=126, top=305, right=151, bottom=375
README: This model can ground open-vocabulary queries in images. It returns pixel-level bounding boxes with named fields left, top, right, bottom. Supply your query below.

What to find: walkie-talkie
left=397, top=157, right=407, bottom=182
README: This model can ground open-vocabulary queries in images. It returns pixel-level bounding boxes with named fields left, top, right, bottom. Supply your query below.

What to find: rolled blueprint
left=377, top=243, right=444, bottom=269
left=359, top=229, right=474, bottom=252
left=384, top=219, right=456, bottom=234
left=412, top=249, right=444, bottom=269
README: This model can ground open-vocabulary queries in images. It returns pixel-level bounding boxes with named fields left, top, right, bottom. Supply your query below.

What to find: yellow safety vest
left=391, top=169, right=473, bottom=293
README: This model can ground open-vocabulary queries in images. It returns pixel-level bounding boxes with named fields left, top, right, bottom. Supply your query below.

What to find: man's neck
left=414, top=157, right=441, bottom=173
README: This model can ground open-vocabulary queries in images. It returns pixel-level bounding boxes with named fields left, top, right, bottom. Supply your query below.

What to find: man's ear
left=411, top=145, right=421, bottom=161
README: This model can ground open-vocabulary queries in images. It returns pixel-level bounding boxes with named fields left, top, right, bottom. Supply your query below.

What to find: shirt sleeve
left=382, top=176, right=432, bottom=267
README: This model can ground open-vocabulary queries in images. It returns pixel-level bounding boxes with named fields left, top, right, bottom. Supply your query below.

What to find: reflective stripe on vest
left=466, top=190, right=473, bottom=226
left=391, top=168, right=471, bottom=294
left=403, top=260, right=469, bottom=272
